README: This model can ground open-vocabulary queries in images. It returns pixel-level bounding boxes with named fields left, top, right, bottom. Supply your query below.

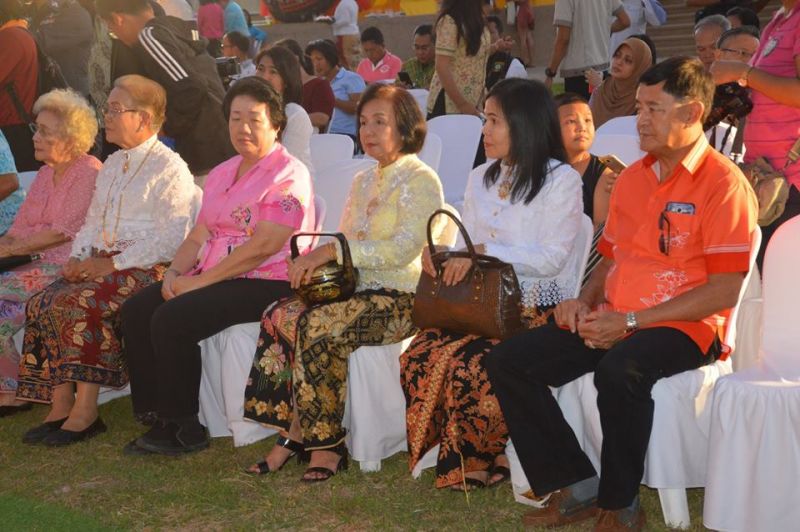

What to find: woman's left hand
left=585, top=69, right=603, bottom=88
left=78, top=257, right=116, bottom=281
left=710, top=60, right=749, bottom=86
left=286, top=245, right=333, bottom=290
left=171, top=274, right=207, bottom=297
left=441, top=257, right=473, bottom=286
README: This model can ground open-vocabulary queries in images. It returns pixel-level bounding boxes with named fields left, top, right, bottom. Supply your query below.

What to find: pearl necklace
left=101, top=140, right=157, bottom=248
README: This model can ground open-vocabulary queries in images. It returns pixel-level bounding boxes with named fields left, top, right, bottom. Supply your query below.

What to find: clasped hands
left=161, top=270, right=209, bottom=301
left=421, top=244, right=486, bottom=287
left=554, top=298, right=627, bottom=350
left=285, top=243, right=336, bottom=290
left=63, top=257, right=116, bottom=283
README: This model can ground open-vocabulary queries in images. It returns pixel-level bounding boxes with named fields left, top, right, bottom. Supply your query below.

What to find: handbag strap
left=426, top=208, right=478, bottom=259
left=784, top=137, right=800, bottom=170
left=290, top=232, right=353, bottom=272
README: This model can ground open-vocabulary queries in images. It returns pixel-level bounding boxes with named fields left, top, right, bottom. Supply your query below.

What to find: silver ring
left=586, top=341, right=595, bottom=349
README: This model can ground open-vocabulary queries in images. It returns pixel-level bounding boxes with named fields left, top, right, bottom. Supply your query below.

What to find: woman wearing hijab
left=588, top=38, right=653, bottom=128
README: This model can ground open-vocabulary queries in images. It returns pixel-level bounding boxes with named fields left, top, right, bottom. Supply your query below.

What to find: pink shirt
left=197, top=3, right=225, bottom=40
left=356, top=51, right=403, bottom=83
left=194, top=144, right=315, bottom=281
left=744, top=7, right=800, bottom=188
left=7, top=154, right=100, bottom=264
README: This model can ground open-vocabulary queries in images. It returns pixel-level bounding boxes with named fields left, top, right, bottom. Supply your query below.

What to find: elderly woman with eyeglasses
left=16, top=74, right=197, bottom=446
left=0, top=89, right=101, bottom=417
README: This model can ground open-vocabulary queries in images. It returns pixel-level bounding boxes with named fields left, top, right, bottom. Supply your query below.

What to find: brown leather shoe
left=593, top=507, right=646, bottom=531
left=522, top=488, right=599, bottom=529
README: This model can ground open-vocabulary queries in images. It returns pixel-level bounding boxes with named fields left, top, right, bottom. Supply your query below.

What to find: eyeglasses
left=719, top=47, right=755, bottom=60
left=658, top=211, right=671, bottom=256
left=101, top=104, right=141, bottom=118
left=29, top=123, right=57, bottom=137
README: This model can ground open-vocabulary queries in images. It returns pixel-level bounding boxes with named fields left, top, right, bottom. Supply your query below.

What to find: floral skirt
left=16, top=264, right=166, bottom=403
left=0, top=262, right=61, bottom=394
left=399, top=306, right=553, bottom=488
left=244, top=289, right=417, bottom=450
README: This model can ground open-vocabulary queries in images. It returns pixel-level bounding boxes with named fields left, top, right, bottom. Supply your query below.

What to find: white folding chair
left=595, top=116, right=637, bottom=137
left=17, top=170, right=37, bottom=193
left=704, top=217, right=800, bottom=532
left=553, top=227, right=762, bottom=529
left=309, top=134, right=355, bottom=172
left=417, top=132, right=442, bottom=174
left=408, top=88, right=429, bottom=115
left=427, top=115, right=483, bottom=205
left=589, top=134, right=645, bottom=167
left=315, top=159, right=375, bottom=232
left=706, top=122, right=745, bottom=162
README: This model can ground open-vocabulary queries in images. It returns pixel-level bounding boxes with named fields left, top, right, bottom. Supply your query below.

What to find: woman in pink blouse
left=0, top=89, right=100, bottom=417
left=120, top=77, right=315, bottom=455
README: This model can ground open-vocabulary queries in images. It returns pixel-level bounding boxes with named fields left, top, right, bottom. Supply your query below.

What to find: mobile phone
left=397, top=71, right=414, bottom=87
left=598, top=154, right=627, bottom=174
left=666, top=201, right=696, bottom=215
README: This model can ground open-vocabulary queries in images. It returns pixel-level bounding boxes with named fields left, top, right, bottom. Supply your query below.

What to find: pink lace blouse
left=193, top=144, right=315, bottom=281
left=8, top=154, right=101, bottom=264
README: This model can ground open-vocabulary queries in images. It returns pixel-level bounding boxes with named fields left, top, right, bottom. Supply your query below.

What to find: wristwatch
left=737, top=66, right=753, bottom=88
left=545, top=67, right=557, bottom=78
left=625, top=311, right=639, bottom=333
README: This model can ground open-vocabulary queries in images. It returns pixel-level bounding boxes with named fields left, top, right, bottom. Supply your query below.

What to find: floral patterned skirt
left=244, top=289, right=417, bottom=450
left=399, top=306, right=554, bottom=488
left=16, top=264, right=166, bottom=403
left=0, top=262, right=61, bottom=394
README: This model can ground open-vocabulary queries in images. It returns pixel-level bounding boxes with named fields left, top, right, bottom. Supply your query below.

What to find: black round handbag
left=290, top=232, right=359, bottom=307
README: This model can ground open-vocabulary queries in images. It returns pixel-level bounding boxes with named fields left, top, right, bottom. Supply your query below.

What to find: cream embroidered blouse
left=71, top=135, right=198, bottom=271
left=339, top=154, right=444, bottom=293
left=457, top=160, right=585, bottom=307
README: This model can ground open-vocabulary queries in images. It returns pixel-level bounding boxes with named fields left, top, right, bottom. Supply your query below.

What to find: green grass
left=1, top=398, right=708, bottom=530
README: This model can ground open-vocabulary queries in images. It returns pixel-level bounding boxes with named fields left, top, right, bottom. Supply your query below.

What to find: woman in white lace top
left=400, top=78, right=584, bottom=491
left=17, top=75, right=197, bottom=447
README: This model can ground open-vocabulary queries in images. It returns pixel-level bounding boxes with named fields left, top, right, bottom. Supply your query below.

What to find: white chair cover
left=595, top=116, right=637, bottom=137
left=426, top=115, right=483, bottom=204
left=704, top=215, right=800, bottom=532
left=706, top=122, right=745, bottom=162
left=315, top=159, right=375, bottom=232
left=408, top=88, right=429, bottom=115
left=417, top=132, right=442, bottom=174
left=309, top=134, right=355, bottom=172
left=589, top=134, right=645, bottom=167
left=518, top=228, right=761, bottom=528
left=17, top=170, right=37, bottom=193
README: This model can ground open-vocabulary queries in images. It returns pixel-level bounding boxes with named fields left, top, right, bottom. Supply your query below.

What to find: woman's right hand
left=62, top=258, right=82, bottom=282
left=421, top=245, right=439, bottom=277
left=161, top=269, right=179, bottom=300
left=585, top=69, right=603, bottom=88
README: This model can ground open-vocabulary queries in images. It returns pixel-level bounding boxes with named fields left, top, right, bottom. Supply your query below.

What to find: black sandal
left=450, top=477, right=487, bottom=492
left=245, top=435, right=308, bottom=475
left=300, top=443, right=349, bottom=483
left=488, top=465, right=511, bottom=487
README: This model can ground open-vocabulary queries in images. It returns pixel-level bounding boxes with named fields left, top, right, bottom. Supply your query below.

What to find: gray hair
left=32, top=89, right=99, bottom=157
left=695, top=14, right=732, bottom=34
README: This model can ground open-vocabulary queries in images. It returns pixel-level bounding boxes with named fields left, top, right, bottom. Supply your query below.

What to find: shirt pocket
left=663, top=211, right=699, bottom=258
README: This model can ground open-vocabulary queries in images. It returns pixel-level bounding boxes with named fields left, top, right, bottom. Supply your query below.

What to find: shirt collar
left=642, top=133, right=710, bottom=181
left=123, top=134, right=159, bottom=158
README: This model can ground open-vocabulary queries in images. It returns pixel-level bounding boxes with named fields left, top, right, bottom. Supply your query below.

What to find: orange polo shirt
left=597, top=135, right=758, bottom=354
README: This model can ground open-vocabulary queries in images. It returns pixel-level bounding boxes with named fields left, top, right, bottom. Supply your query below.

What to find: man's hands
left=554, top=299, right=627, bottom=350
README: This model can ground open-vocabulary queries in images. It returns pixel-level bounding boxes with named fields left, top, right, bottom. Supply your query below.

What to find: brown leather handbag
left=290, top=233, right=359, bottom=307
left=412, top=209, right=523, bottom=339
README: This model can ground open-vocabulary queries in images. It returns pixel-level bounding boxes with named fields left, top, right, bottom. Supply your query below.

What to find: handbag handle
left=290, top=232, right=354, bottom=273
left=426, top=208, right=479, bottom=260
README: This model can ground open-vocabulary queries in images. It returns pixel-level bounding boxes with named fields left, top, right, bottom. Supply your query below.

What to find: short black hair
left=630, top=33, right=658, bottom=65
left=223, top=76, right=287, bottom=135
left=718, top=25, right=760, bottom=48
left=275, top=38, right=313, bottom=76
left=305, top=39, right=340, bottom=69
left=413, top=23, right=434, bottom=40
left=726, top=6, right=761, bottom=29
left=554, top=92, right=589, bottom=108
left=95, top=0, right=151, bottom=18
left=360, top=26, right=385, bottom=46
left=255, top=46, right=303, bottom=105
left=639, top=56, right=715, bottom=121
left=224, top=31, right=250, bottom=54
left=356, top=84, right=426, bottom=155
left=486, top=15, right=503, bottom=33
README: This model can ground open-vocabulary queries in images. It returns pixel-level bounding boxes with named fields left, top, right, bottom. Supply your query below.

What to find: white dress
left=282, top=103, right=314, bottom=175
left=457, top=159, right=585, bottom=308
left=70, top=135, right=197, bottom=271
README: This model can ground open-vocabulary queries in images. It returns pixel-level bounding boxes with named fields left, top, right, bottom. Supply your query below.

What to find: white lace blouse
left=282, top=103, right=314, bottom=175
left=71, top=135, right=197, bottom=271
left=456, top=159, right=584, bottom=308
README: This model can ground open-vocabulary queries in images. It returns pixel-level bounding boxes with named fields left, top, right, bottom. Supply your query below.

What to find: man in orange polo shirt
left=486, top=57, right=757, bottom=531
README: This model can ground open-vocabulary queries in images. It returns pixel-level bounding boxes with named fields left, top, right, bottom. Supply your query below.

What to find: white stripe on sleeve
left=139, top=27, right=189, bottom=82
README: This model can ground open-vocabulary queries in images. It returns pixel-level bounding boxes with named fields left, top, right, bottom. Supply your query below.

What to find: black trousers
left=757, top=184, right=800, bottom=270
left=564, top=75, right=591, bottom=101
left=120, top=278, right=292, bottom=419
left=486, top=323, right=713, bottom=510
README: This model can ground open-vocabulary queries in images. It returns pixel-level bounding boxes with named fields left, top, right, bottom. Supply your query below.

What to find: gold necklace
left=498, top=175, right=513, bottom=200
left=101, top=140, right=157, bottom=247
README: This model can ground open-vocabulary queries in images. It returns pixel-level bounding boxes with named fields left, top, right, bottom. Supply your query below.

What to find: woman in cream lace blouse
left=17, top=75, right=197, bottom=447
left=243, top=84, right=443, bottom=481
